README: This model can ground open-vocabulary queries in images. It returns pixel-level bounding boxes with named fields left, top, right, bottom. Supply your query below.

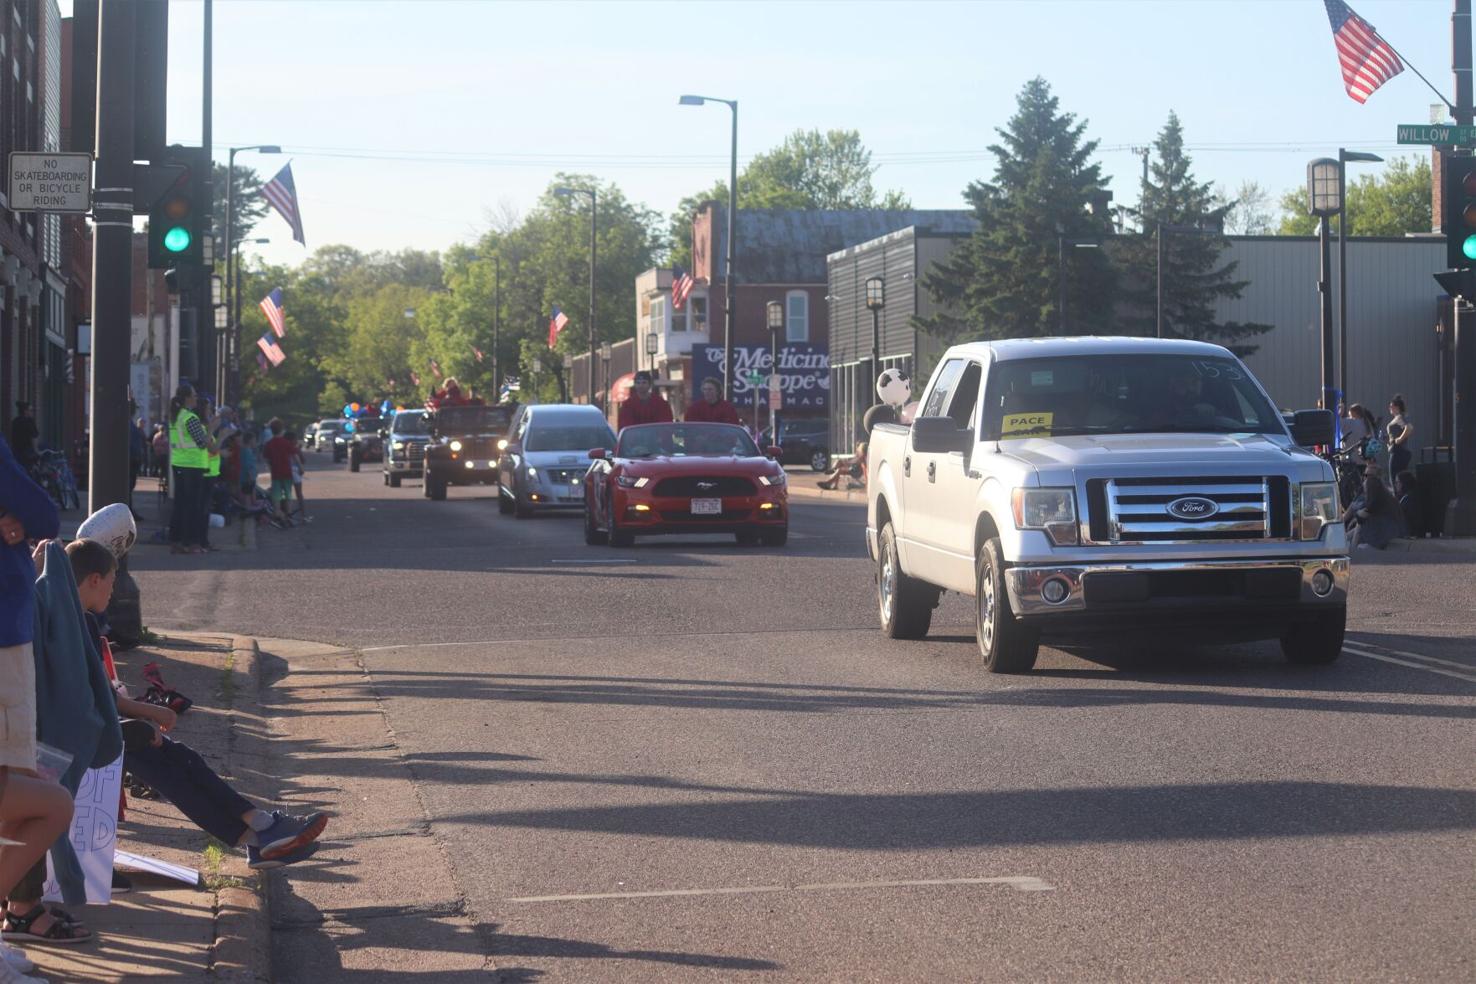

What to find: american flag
left=259, top=287, right=286, bottom=338
left=671, top=266, right=695, bottom=310
left=429, top=358, right=443, bottom=377
left=1324, top=0, right=1404, bottom=104
left=410, top=369, right=422, bottom=387
left=257, top=352, right=270, bottom=371
left=262, top=162, right=306, bottom=245
left=257, top=333, right=285, bottom=367
left=472, top=345, right=484, bottom=363
left=547, top=306, right=569, bottom=349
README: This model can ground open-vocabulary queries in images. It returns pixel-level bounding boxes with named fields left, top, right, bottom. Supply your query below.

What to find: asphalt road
left=131, top=453, right=1476, bottom=982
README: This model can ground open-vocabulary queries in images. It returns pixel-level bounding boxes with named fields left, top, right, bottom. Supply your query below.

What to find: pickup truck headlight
left=449, top=440, right=463, bottom=452
left=617, top=474, right=649, bottom=489
left=525, top=466, right=538, bottom=478
left=1297, top=482, right=1339, bottom=540
left=1011, top=487, right=1079, bottom=546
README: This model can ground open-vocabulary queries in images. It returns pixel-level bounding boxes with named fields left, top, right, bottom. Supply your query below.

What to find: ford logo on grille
left=1167, top=496, right=1218, bottom=520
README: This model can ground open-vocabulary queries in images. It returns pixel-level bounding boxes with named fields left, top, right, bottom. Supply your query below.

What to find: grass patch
left=216, top=649, right=237, bottom=708
left=201, top=839, right=251, bottom=892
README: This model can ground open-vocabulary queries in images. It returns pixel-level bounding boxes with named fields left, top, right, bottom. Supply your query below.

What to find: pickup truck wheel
left=349, top=449, right=361, bottom=472
left=389, top=473, right=402, bottom=488
left=877, top=523, right=936, bottom=639
left=1280, top=608, right=1345, bottom=665
left=976, top=538, right=1039, bottom=673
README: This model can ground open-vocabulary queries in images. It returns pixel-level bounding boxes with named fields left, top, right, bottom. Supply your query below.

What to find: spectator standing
left=1385, top=395, right=1414, bottom=477
left=239, top=432, right=260, bottom=503
left=617, top=371, right=673, bottom=430
left=168, top=384, right=213, bottom=555
left=128, top=417, right=148, bottom=504
left=287, top=428, right=309, bottom=523
left=151, top=424, right=169, bottom=478
left=261, top=420, right=296, bottom=526
left=683, top=377, right=741, bottom=425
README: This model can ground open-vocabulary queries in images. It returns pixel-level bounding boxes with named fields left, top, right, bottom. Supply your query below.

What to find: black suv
left=346, top=418, right=385, bottom=472
left=422, top=403, right=518, bottom=500
left=766, top=416, right=831, bottom=471
left=382, top=408, right=429, bottom=487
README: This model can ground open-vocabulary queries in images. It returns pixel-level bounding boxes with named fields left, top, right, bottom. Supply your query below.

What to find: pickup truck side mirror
left=911, top=416, right=971, bottom=454
left=1289, top=409, right=1335, bottom=447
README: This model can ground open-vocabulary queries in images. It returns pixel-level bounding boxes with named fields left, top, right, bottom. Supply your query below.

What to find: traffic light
left=1442, top=155, right=1476, bottom=269
left=147, top=145, right=207, bottom=269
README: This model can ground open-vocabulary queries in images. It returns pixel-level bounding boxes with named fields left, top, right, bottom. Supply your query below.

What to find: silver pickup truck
left=865, top=337, right=1349, bottom=672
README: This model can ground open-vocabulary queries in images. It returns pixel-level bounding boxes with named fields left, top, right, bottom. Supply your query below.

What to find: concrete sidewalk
left=25, top=634, right=272, bottom=983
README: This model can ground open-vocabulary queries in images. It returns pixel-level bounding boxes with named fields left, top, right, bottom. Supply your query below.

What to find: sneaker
left=111, top=871, right=133, bottom=895
left=248, top=840, right=319, bottom=871
left=0, top=942, right=35, bottom=973
left=257, top=810, right=329, bottom=861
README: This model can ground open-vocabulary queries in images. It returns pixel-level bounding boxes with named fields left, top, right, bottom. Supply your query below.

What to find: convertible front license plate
left=691, top=498, right=722, bottom=515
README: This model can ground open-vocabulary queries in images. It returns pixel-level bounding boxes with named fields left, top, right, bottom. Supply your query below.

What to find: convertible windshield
left=390, top=411, right=429, bottom=436
left=980, top=354, right=1283, bottom=440
left=617, top=424, right=760, bottom=458
left=526, top=425, right=614, bottom=452
left=433, top=405, right=514, bottom=433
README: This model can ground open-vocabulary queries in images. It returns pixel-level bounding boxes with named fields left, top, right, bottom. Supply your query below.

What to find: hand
left=0, top=513, right=25, bottom=547
left=147, top=704, right=178, bottom=732
left=31, top=538, right=50, bottom=575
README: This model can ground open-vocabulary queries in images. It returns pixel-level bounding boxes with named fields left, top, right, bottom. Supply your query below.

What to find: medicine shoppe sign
left=691, top=344, right=830, bottom=410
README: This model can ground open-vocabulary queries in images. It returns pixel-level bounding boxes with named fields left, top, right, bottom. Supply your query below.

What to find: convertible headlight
left=449, top=440, right=463, bottom=452
left=758, top=473, right=785, bottom=487
left=1298, top=482, right=1339, bottom=540
left=1011, top=487, right=1079, bottom=546
left=617, top=475, right=649, bottom=489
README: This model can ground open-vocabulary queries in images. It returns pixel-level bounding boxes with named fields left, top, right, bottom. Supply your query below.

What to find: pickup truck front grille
left=1091, top=476, right=1291, bottom=543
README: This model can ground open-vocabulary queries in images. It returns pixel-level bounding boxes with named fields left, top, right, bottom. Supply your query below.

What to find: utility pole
left=588, top=190, right=597, bottom=406
left=201, top=0, right=217, bottom=401
left=90, top=0, right=141, bottom=634
left=1448, top=0, right=1476, bottom=534
left=493, top=255, right=501, bottom=396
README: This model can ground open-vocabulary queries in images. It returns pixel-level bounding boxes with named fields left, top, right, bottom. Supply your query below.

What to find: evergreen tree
left=1120, top=113, right=1271, bottom=354
left=918, top=78, right=1116, bottom=342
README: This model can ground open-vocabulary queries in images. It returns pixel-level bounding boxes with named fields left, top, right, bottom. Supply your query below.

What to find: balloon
left=351, top=402, right=361, bottom=413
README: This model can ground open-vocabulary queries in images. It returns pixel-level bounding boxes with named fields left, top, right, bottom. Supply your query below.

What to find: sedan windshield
left=390, top=412, right=429, bottom=436
left=526, top=425, right=615, bottom=452
left=980, top=354, right=1283, bottom=440
left=617, top=424, right=760, bottom=458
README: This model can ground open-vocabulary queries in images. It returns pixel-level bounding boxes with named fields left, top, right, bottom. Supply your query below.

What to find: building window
left=670, top=296, right=688, bottom=332
left=785, top=290, right=809, bottom=343
left=650, top=296, right=666, bottom=335
left=690, top=295, right=708, bottom=332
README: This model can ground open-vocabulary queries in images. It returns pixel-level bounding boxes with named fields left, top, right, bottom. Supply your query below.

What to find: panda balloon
left=75, top=503, right=138, bottom=559
left=863, top=368, right=922, bottom=432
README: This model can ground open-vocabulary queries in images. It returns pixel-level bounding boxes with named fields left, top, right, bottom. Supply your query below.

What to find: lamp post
left=645, top=330, right=659, bottom=372
left=679, top=94, right=738, bottom=401
left=560, top=354, right=573, bottom=403
left=767, top=300, right=784, bottom=444
left=1307, top=158, right=1342, bottom=413
left=599, top=341, right=613, bottom=415
left=225, top=144, right=279, bottom=402
left=1337, top=149, right=1383, bottom=404
left=554, top=185, right=597, bottom=405
left=864, top=278, right=885, bottom=385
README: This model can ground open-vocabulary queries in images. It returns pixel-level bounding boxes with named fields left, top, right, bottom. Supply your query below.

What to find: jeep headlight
left=1011, top=487, right=1079, bottom=546
left=449, top=440, right=463, bottom=452
left=393, top=441, right=405, bottom=450
left=1298, top=482, right=1338, bottom=540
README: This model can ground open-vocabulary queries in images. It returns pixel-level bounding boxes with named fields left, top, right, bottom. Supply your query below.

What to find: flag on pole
left=256, top=333, right=285, bottom=367
left=472, top=345, right=484, bottom=363
left=671, top=266, right=695, bottom=310
left=410, top=369, right=421, bottom=387
left=1323, top=0, right=1404, bottom=104
left=429, top=358, right=443, bottom=377
left=259, top=287, right=286, bottom=338
left=547, top=306, right=569, bottom=349
left=257, top=352, right=270, bottom=371
left=262, top=162, right=306, bottom=245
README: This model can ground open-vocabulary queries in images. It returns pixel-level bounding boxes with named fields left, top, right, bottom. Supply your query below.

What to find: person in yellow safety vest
left=168, top=383, right=215, bottom=555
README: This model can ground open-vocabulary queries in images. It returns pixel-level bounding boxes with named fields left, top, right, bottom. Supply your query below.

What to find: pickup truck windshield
left=981, top=354, right=1283, bottom=440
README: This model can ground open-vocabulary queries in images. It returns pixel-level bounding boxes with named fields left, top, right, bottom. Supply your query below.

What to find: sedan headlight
left=1298, top=482, right=1339, bottom=540
left=617, top=475, right=649, bottom=489
left=1011, top=487, right=1079, bottom=546
left=758, top=473, right=785, bottom=487
left=449, top=440, right=463, bottom=452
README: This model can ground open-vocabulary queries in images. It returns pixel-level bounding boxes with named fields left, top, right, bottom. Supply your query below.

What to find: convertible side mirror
left=588, top=448, right=607, bottom=461
left=765, top=446, right=783, bottom=459
left=1289, top=409, right=1335, bottom=447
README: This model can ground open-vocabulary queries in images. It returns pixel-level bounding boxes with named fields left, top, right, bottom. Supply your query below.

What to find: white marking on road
left=505, top=875, right=1054, bottom=904
left=549, top=559, right=639, bottom=565
left=1343, top=644, right=1476, bottom=684
left=1345, top=642, right=1474, bottom=672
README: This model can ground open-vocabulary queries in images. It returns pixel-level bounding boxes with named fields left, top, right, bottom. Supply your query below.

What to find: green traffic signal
left=1463, top=235, right=1476, bottom=261
left=163, top=226, right=191, bottom=252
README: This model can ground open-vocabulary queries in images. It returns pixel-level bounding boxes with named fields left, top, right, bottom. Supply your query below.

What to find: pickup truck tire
left=389, top=473, right=402, bottom=488
left=976, top=538, right=1039, bottom=673
left=349, top=449, right=361, bottom=472
left=1280, top=608, right=1345, bottom=665
left=877, top=522, right=936, bottom=640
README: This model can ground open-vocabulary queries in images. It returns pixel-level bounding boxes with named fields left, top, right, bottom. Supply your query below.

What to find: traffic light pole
left=1448, top=0, right=1476, bottom=535
left=90, top=0, right=142, bottom=637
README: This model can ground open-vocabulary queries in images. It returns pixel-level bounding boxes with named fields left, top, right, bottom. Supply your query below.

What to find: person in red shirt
left=617, top=371, right=673, bottom=430
left=683, top=377, right=741, bottom=426
left=260, top=420, right=297, bottom=526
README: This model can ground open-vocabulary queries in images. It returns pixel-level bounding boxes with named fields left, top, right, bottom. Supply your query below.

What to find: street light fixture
left=1307, top=157, right=1342, bottom=413
left=555, top=185, right=598, bottom=405
left=645, top=330, right=659, bottom=371
left=864, top=277, right=885, bottom=382
left=767, top=300, right=784, bottom=442
left=224, top=144, right=280, bottom=403
left=1338, top=149, right=1383, bottom=404
left=599, top=341, right=613, bottom=411
left=678, top=93, right=738, bottom=401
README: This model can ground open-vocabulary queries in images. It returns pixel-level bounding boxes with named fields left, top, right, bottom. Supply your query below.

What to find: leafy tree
left=918, top=77, right=1116, bottom=342
left=1223, top=180, right=1274, bottom=235
left=1276, top=156, right=1432, bottom=236
left=667, top=129, right=909, bottom=267
left=1118, top=113, right=1271, bottom=354
left=211, top=163, right=268, bottom=245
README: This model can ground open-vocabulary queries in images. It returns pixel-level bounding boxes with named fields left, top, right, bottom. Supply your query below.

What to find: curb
left=210, top=636, right=271, bottom=983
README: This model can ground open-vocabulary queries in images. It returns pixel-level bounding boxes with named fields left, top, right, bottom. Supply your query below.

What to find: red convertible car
left=584, top=423, right=789, bottom=547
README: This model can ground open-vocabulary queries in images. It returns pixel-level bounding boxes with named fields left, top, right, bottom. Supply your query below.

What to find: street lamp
left=554, top=185, right=597, bottom=406
left=561, top=353, right=573, bottom=403
left=1338, top=149, right=1383, bottom=403
left=1307, top=157, right=1342, bottom=413
left=864, top=277, right=885, bottom=383
left=679, top=93, right=738, bottom=401
left=225, top=144, right=279, bottom=403
left=767, top=300, right=784, bottom=444
left=645, top=330, right=659, bottom=371
left=599, top=341, right=613, bottom=411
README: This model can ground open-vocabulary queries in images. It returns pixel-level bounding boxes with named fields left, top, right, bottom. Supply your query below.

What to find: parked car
left=382, top=409, right=429, bottom=487
left=583, top=422, right=788, bottom=547
left=422, top=402, right=518, bottom=500
left=498, top=404, right=615, bottom=517
left=303, top=422, right=319, bottom=448
left=865, top=336, right=1347, bottom=673
left=764, top=416, right=832, bottom=471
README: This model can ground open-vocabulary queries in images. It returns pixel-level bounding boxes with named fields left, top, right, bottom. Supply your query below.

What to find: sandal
left=2, top=904, right=93, bottom=944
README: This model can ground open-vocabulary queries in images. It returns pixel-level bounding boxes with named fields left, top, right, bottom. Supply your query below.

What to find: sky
left=64, top=0, right=1456, bottom=268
